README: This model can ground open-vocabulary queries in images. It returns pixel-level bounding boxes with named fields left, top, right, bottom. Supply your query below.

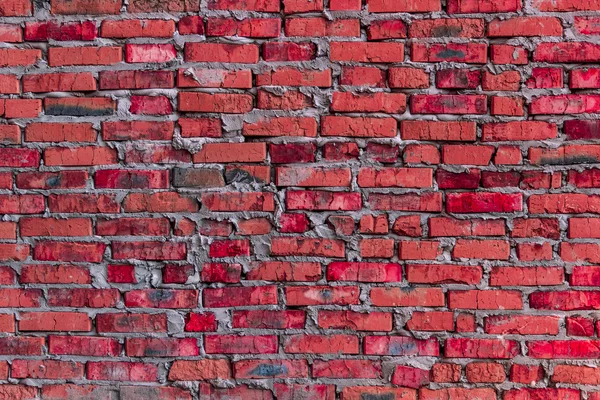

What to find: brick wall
left=0, top=0, right=599, bottom=398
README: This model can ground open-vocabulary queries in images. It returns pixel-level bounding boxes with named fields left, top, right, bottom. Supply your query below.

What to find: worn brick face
left=0, top=0, right=596, bottom=397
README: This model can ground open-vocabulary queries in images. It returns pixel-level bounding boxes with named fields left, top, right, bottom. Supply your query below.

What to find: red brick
left=330, top=0, right=360, bottom=9
left=20, top=217, right=92, bottom=237
left=102, top=19, right=174, bottom=38
left=49, top=335, right=120, bottom=356
left=364, top=336, right=439, bottom=356
left=368, top=0, right=440, bottom=12
left=535, top=42, right=600, bottom=63
left=491, top=44, right=528, bottom=64
left=204, top=286, right=277, bottom=308
left=445, top=338, right=519, bottom=358
left=25, top=21, right=96, bottom=41
left=529, top=340, right=600, bottom=359
left=449, top=290, right=522, bottom=309
left=263, top=42, right=315, bottom=61
left=202, top=192, right=273, bottom=211
left=12, top=360, right=83, bottom=379
left=330, top=42, right=404, bottom=62
left=402, top=120, right=475, bottom=141
left=48, top=46, right=121, bottom=66
left=34, top=242, right=105, bottom=263
left=447, top=192, right=522, bottom=213
left=185, top=43, right=259, bottom=63
left=178, top=68, right=252, bottom=89
left=575, top=17, right=600, bottom=34
left=168, top=360, right=231, bottom=380
left=125, top=289, right=197, bottom=308
left=313, top=359, right=381, bottom=379
left=51, top=0, right=121, bottom=14
left=108, top=265, right=136, bottom=283
left=448, top=0, right=521, bottom=12
left=244, top=117, right=316, bottom=137
left=19, top=312, right=92, bottom=332
left=410, top=18, right=484, bottom=38
left=531, top=95, right=600, bottom=114
left=566, top=316, right=595, bottom=336
left=510, top=364, right=544, bottom=384
left=179, top=92, right=252, bottom=113
left=530, top=291, right=600, bottom=310
left=489, top=17, right=562, bottom=37
left=0, top=24, right=22, bottom=42
left=411, top=94, right=486, bottom=114
left=198, top=384, right=273, bottom=399
left=0, top=49, right=40, bottom=66
left=528, top=67, right=563, bottom=88
left=97, top=313, right=167, bottom=333
left=208, top=0, right=278, bottom=11
left=257, top=90, right=310, bottom=110
left=129, top=0, right=198, bottom=11
left=87, top=362, right=157, bottom=382
left=358, top=167, right=432, bottom=188
left=0, top=0, right=32, bottom=16
left=23, top=72, right=96, bottom=93
left=123, top=192, right=198, bottom=213
left=437, top=69, right=481, bottom=89
left=286, top=286, right=359, bottom=305
left=483, top=121, right=556, bottom=142
left=389, top=67, right=430, bottom=88
left=100, top=70, right=174, bottom=89
left=332, top=92, right=406, bottom=113
left=0, top=75, right=19, bottom=94
left=126, top=338, right=198, bottom=357
left=431, top=364, right=461, bottom=383
left=274, top=385, right=334, bottom=400
left=284, top=334, right=358, bottom=354
left=286, top=191, right=361, bottom=211
left=491, top=96, right=524, bottom=116
left=406, top=311, right=454, bottom=332
left=286, top=18, right=358, bottom=37
left=232, top=310, right=305, bottom=329
left=341, top=387, right=416, bottom=400
left=485, top=315, right=559, bottom=335
left=234, top=359, right=308, bottom=379
left=370, top=287, right=444, bottom=307
left=318, top=310, right=392, bottom=331
left=552, top=365, right=600, bottom=385
left=465, top=363, right=505, bottom=384
left=178, top=16, right=204, bottom=34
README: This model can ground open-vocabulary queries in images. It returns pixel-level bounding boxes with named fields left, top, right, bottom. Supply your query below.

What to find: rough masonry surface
left=0, top=0, right=599, bottom=398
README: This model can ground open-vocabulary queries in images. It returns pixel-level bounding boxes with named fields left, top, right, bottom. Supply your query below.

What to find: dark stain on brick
left=249, top=363, right=288, bottom=377
left=225, top=168, right=264, bottom=184
left=45, top=104, right=114, bottom=116
left=431, top=25, right=463, bottom=37
left=320, top=289, right=333, bottom=300
left=389, top=340, right=417, bottom=355
left=144, top=347, right=167, bottom=357
left=455, top=71, right=470, bottom=86
left=539, top=155, right=600, bottom=165
left=173, top=168, right=225, bottom=188
left=361, top=394, right=395, bottom=400
left=147, top=290, right=174, bottom=303
left=46, top=175, right=61, bottom=187
left=436, top=49, right=465, bottom=59
left=123, top=174, right=150, bottom=189
left=475, top=97, right=487, bottom=112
